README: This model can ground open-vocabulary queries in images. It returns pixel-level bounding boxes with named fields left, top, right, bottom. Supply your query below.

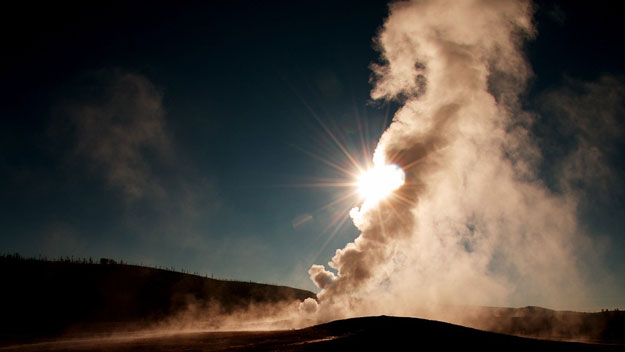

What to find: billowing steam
left=306, top=0, right=598, bottom=323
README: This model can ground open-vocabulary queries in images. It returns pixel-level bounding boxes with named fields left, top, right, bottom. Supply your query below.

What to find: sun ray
left=274, top=181, right=356, bottom=189
left=312, top=189, right=360, bottom=214
left=287, top=143, right=361, bottom=179
left=281, top=74, right=364, bottom=173
left=312, top=200, right=360, bottom=264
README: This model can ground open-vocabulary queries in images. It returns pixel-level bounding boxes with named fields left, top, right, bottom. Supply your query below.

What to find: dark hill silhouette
left=0, top=255, right=315, bottom=339
left=1, top=316, right=622, bottom=351
left=294, top=316, right=623, bottom=352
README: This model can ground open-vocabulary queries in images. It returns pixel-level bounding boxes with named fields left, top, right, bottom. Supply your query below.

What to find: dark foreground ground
left=1, top=316, right=623, bottom=352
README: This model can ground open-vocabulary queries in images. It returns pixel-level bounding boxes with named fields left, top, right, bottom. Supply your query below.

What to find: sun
left=357, top=161, right=405, bottom=204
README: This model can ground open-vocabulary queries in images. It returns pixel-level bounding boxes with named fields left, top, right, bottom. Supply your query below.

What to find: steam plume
left=308, top=0, right=598, bottom=322
left=68, top=71, right=171, bottom=201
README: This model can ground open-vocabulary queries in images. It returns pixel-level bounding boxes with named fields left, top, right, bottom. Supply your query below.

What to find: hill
left=1, top=316, right=622, bottom=351
left=0, top=255, right=315, bottom=339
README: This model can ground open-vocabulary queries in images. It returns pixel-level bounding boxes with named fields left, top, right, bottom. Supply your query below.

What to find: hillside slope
left=0, top=256, right=315, bottom=337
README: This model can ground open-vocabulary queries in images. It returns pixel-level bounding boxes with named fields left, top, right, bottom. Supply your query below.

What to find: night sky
left=1, top=0, right=624, bottom=306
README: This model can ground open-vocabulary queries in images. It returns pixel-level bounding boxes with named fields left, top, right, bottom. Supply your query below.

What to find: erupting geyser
left=305, top=0, right=601, bottom=326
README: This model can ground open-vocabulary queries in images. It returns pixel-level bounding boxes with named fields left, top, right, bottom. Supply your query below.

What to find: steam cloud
left=307, top=0, right=604, bottom=323
left=61, top=70, right=219, bottom=264
left=68, top=71, right=172, bottom=201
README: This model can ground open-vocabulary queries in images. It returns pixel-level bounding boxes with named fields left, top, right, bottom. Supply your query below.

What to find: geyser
left=306, top=0, right=600, bottom=325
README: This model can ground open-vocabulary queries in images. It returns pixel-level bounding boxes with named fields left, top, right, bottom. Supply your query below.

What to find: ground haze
left=0, top=255, right=314, bottom=340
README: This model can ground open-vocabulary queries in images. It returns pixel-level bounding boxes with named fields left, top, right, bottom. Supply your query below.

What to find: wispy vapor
left=59, top=70, right=221, bottom=265
left=539, top=75, right=625, bottom=198
left=68, top=71, right=171, bottom=201
left=306, top=0, right=604, bottom=323
left=537, top=77, right=625, bottom=298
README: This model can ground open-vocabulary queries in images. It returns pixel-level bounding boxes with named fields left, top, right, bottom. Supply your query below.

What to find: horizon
left=3, top=253, right=621, bottom=314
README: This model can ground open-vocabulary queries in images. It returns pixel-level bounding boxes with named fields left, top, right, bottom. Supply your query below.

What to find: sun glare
left=357, top=163, right=405, bottom=204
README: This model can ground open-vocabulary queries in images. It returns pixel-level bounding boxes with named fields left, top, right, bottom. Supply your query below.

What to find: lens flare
left=357, top=163, right=405, bottom=204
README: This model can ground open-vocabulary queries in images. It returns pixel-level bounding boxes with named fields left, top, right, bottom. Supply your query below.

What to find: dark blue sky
left=1, top=0, right=624, bottom=299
